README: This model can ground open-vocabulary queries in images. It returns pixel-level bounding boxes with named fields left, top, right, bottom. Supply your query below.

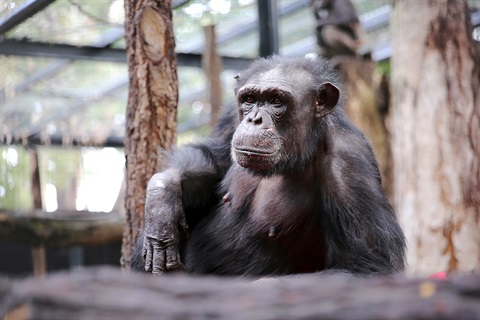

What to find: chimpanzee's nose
left=247, top=109, right=272, bottom=129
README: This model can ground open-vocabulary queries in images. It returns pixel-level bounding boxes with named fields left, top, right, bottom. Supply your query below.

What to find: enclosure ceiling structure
left=0, top=0, right=479, bottom=147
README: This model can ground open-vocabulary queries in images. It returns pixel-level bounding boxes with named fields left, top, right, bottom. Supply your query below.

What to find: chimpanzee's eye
left=244, top=96, right=255, bottom=104
left=271, top=97, right=282, bottom=106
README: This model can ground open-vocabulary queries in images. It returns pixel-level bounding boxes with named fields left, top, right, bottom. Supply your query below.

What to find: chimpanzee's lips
left=232, top=147, right=277, bottom=156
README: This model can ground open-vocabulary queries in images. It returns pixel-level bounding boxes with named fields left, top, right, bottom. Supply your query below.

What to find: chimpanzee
left=132, top=56, right=405, bottom=277
left=310, top=0, right=363, bottom=58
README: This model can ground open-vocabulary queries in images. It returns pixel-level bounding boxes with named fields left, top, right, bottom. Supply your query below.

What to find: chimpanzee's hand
left=142, top=170, right=189, bottom=275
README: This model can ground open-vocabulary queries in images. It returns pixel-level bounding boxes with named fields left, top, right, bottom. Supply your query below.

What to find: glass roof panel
left=2, top=0, right=479, bottom=147
left=0, top=0, right=29, bottom=19
left=6, top=0, right=124, bottom=46
left=174, top=0, right=258, bottom=57
left=278, top=1, right=315, bottom=57
left=1, top=55, right=127, bottom=145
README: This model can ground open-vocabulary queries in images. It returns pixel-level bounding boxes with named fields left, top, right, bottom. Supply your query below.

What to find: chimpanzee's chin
left=235, top=157, right=276, bottom=172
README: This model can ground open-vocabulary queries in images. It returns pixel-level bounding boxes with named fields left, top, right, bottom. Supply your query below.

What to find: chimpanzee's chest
left=226, top=174, right=319, bottom=235
left=252, top=176, right=319, bottom=231
left=184, top=169, right=326, bottom=276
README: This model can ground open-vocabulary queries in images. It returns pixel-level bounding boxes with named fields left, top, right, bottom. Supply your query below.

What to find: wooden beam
left=0, top=210, right=124, bottom=247
left=0, top=39, right=252, bottom=69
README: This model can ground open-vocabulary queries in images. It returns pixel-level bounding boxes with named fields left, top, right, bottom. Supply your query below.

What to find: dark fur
left=133, top=56, right=405, bottom=276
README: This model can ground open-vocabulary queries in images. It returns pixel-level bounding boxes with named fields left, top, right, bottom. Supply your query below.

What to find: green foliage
left=0, top=146, right=83, bottom=211
left=377, top=60, right=391, bottom=78
left=0, top=146, right=33, bottom=210
left=38, top=147, right=82, bottom=190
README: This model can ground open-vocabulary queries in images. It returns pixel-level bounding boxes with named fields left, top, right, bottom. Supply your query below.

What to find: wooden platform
left=1, top=267, right=479, bottom=319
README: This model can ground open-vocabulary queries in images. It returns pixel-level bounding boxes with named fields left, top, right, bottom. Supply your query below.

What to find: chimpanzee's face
left=231, top=67, right=338, bottom=174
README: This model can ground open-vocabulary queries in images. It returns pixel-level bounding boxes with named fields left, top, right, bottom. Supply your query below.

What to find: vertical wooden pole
left=203, top=25, right=223, bottom=128
left=29, top=147, right=46, bottom=277
left=32, top=245, right=46, bottom=276
left=29, top=147, right=42, bottom=210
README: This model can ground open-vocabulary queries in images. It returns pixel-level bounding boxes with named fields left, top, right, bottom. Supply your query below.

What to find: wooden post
left=31, top=245, right=46, bottom=276
left=29, top=147, right=42, bottom=210
left=203, top=25, right=223, bottom=128
left=28, top=147, right=47, bottom=277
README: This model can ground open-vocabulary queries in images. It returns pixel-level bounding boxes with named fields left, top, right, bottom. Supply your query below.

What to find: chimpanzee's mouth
left=232, top=146, right=280, bottom=171
left=232, top=147, right=277, bottom=156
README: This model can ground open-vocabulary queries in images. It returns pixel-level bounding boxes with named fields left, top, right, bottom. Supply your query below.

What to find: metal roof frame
left=1, top=1, right=479, bottom=147
left=0, top=0, right=57, bottom=35
left=0, top=39, right=252, bottom=69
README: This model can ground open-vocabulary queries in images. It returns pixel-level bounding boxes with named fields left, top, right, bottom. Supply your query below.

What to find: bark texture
left=122, top=0, right=178, bottom=270
left=391, top=0, right=480, bottom=275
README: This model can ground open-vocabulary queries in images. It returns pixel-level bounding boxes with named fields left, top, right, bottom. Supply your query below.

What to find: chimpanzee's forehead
left=239, top=67, right=314, bottom=93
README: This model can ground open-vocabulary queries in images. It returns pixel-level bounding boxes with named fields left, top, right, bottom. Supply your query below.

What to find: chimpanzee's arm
left=320, top=115, right=406, bottom=275
left=142, top=106, right=235, bottom=275
left=166, top=104, right=236, bottom=208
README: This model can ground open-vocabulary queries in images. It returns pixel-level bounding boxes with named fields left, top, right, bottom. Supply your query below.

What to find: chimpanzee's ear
left=315, top=82, right=340, bottom=118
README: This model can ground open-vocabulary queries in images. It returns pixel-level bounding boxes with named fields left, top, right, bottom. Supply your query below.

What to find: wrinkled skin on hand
left=142, top=170, right=189, bottom=275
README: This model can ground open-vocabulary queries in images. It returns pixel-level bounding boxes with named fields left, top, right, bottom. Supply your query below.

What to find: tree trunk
left=121, top=0, right=178, bottom=270
left=391, top=0, right=480, bottom=275
left=340, top=60, right=393, bottom=200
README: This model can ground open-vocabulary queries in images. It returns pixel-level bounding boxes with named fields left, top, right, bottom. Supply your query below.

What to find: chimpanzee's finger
left=166, top=245, right=184, bottom=271
left=152, top=242, right=166, bottom=275
left=143, top=240, right=153, bottom=272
